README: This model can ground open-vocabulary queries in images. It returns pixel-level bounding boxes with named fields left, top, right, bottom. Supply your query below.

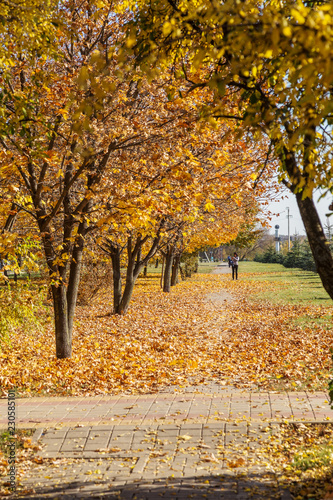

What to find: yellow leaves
left=301, top=180, right=315, bottom=199
left=204, top=201, right=215, bottom=212
left=169, top=359, right=184, bottom=367
left=178, top=435, right=192, bottom=441
left=163, top=21, right=173, bottom=37
left=126, top=35, right=137, bottom=49
left=227, top=457, right=246, bottom=468
left=282, top=26, right=292, bottom=38
left=192, top=49, right=207, bottom=70
left=77, top=66, right=89, bottom=89
left=291, top=8, right=306, bottom=25
left=58, top=108, right=68, bottom=120
left=2, top=265, right=332, bottom=398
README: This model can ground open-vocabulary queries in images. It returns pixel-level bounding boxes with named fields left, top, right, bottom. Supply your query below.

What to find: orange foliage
left=1, top=272, right=331, bottom=396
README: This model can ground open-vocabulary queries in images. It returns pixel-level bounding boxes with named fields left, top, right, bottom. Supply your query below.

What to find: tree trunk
left=110, top=247, right=122, bottom=314
left=115, top=240, right=142, bottom=314
left=39, top=217, right=80, bottom=359
left=38, top=226, right=73, bottom=359
left=143, top=264, right=148, bottom=276
left=106, top=232, right=161, bottom=314
left=296, top=193, right=333, bottom=299
left=171, top=254, right=181, bottom=286
left=114, top=237, right=137, bottom=314
left=179, top=263, right=185, bottom=281
left=67, top=234, right=85, bottom=337
left=117, top=272, right=137, bottom=315
left=2, top=203, right=19, bottom=233
left=52, top=284, right=72, bottom=358
left=160, top=255, right=164, bottom=288
left=163, top=247, right=174, bottom=293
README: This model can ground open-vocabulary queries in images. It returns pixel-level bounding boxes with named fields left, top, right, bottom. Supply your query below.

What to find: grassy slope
left=239, top=261, right=332, bottom=307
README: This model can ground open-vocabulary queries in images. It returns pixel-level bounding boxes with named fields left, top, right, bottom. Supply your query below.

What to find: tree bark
left=109, top=245, right=122, bottom=313
left=117, top=272, right=136, bottom=315
left=171, top=253, right=181, bottom=286
left=163, top=247, right=174, bottom=292
left=38, top=225, right=71, bottom=359
left=296, top=193, right=333, bottom=299
left=67, top=230, right=85, bottom=338
left=108, top=232, right=161, bottom=315
left=179, top=262, right=185, bottom=281
left=52, top=284, right=72, bottom=358
left=2, top=203, right=20, bottom=233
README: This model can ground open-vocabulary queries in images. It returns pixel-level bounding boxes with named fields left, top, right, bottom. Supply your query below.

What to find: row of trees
left=0, top=0, right=275, bottom=358
left=124, top=0, right=333, bottom=301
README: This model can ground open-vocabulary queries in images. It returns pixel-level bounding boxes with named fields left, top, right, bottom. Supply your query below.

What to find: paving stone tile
left=66, top=430, right=90, bottom=438
left=3, top=389, right=328, bottom=498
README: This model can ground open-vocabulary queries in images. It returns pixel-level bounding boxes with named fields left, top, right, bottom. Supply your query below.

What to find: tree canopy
left=0, top=0, right=276, bottom=357
left=122, top=0, right=333, bottom=299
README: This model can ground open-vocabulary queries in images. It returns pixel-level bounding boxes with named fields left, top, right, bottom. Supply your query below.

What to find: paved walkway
left=0, top=384, right=330, bottom=430
left=0, top=385, right=331, bottom=499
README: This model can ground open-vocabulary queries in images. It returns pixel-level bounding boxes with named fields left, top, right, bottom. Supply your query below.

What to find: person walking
left=232, top=252, right=239, bottom=280
left=227, top=255, right=232, bottom=267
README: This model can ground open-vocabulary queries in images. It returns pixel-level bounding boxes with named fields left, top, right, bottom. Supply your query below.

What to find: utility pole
left=286, top=207, right=293, bottom=251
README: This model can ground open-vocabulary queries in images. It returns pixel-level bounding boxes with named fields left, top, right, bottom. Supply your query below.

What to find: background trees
left=97, top=93, right=272, bottom=309
left=254, top=239, right=317, bottom=273
left=124, top=0, right=333, bottom=300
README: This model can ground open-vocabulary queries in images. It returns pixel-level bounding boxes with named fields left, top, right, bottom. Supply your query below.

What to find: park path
left=0, top=265, right=331, bottom=499
left=0, top=384, right=330, bottom=499
left=0, top=384, right=330, bottom=431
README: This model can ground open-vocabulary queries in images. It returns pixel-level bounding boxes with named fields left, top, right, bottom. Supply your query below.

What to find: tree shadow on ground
left=14, top=470, right=296, bottom=500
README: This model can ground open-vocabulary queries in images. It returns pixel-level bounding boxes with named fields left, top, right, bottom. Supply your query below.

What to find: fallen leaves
left=257, top=423, right=333, bottom=500
left=227, top=457, right=246, bottom=468
left=178, top=435, right=192, bottom=442
left=94, top=447, right=122, bottom=453
left=0, top=430, right=45, bottom=497
left=0, top=270, right=332, bottom=396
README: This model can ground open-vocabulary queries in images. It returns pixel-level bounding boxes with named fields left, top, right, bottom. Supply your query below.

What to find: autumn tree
left=0, top=0, right=57, bottom=66
left=123, top=0, right=333, bottom=300
left=0, top=0, right=183, bottom=357
left=88, top=69, right=272, bottom=308
left=156, top=138, right=274, bottom=292
left=98, top=98, right=274, bottom=302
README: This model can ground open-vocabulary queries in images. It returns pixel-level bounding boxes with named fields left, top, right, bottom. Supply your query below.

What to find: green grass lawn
left=197, top=262, right=220, bottom=273
left=0, top=429, right=34, bottom=454
left=239, top=261, right=332, bottom=307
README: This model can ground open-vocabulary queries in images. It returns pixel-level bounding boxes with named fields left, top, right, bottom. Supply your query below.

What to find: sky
left=266, top=189, right=333, bottom=237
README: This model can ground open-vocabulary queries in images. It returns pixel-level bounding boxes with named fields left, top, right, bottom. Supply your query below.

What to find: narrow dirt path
left=208, top=265, right=234, bottom=304
left=204, top=265, right=234, bottom=340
